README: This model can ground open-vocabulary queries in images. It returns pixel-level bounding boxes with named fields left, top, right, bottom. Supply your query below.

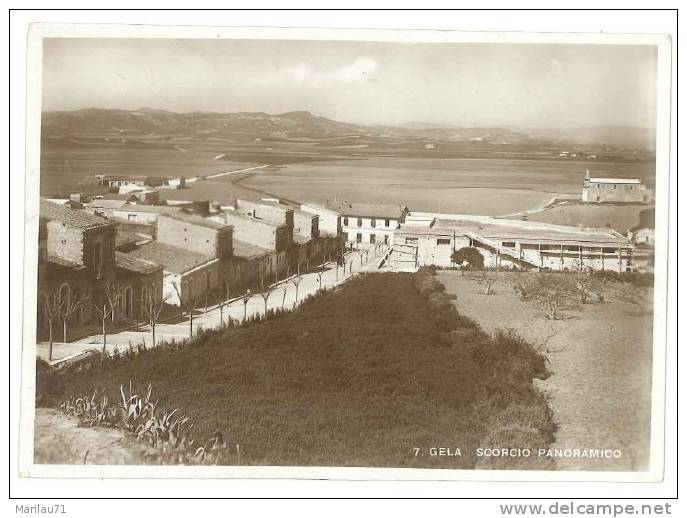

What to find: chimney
left=192, top=200, right=210, bottom=216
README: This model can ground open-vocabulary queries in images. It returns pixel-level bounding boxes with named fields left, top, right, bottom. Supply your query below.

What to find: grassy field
left=436, top=270, right=653, bottom=471
left=36, top=272, right=554, bottom=469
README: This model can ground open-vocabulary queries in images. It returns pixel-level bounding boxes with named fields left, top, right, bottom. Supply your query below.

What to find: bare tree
left=478, top=272, right=496, bottom=295
left=141, top=282, right=168, bottom=346
left=171, top=282, right=199, bottom=337
left=91, top=282, right=122, bottom=358
left=241, top=290, right=252, bottom=322
left=40, top=290, right=61, bottom=360
left=281, top=286, right=287, bottom=310
left=58, top=289, right=84, bottom=343
left=316, top=268, right=326, bottom=290
left=258, top=277, right=276, bottom=315
left=291, top=274, right=302, bottom=308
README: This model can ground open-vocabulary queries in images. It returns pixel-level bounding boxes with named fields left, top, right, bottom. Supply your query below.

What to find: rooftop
left=124, top=241, right=216, bottom=274
left=301, top=202, right=340, bottom=215
left=588, top=178, right=642, bottom=184
left=40, top=199, right=114, bottom=230
left=399, top=212, right=630, bottom=246
left=115, top=251, right=163, bottom=275
left=232, top=239, right=272, bottom=260
left=46, top=255, right=85, bottom=270
left=335, top=202, right=407, bottom=219
left=160, top=210, right=231, bottom=230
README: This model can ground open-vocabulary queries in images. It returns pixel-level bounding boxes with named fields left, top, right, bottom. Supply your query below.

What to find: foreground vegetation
left=36, top=271, right=554, bottom=469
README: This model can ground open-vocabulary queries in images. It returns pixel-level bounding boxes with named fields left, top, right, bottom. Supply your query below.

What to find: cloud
left=265, top=57, right=380, bottom=88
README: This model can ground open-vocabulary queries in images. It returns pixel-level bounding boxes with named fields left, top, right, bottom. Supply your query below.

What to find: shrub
left=451, top=247, right=484, bottom=270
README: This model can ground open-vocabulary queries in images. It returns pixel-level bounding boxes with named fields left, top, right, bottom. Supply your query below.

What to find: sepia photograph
left=18, top=22, right=671, bottom=482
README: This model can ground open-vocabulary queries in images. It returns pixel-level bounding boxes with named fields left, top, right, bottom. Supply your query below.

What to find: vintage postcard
left=19, top=23, right=672, bottom=481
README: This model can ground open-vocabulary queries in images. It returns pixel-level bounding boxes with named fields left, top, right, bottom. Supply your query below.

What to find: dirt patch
left=34, top=408, right=152, bottom=465
left=436, top=271, right=653, bottom=471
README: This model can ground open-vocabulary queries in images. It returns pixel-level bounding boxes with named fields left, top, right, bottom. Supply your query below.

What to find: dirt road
left=33, top=408, right=151, bottom=465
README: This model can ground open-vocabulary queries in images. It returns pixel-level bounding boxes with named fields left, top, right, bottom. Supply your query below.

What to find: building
left=37, top=200, right=163, bottom=342
left=334, top=202, right=409, bottom=248
left=582, top=170, right=653, bottom=204
left=86, top=200, right=181, bottom=225
left=123, top=211, right=233, bottom=306
left=389, top=212, right=635, bottom=273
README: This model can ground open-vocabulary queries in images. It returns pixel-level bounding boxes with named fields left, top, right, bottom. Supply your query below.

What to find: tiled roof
left=46, top=255, right=85, bottom=270
left=336, top=202, right=407, bottom=219
left=40, top=199, right=114, bottom=230
left=115, top=251, right=163, bottom=275
left=89, top=199, right=131, bottom=209
left=124, top=241, right=216, bottom=274
left=232, top=239, right=272, bottom=260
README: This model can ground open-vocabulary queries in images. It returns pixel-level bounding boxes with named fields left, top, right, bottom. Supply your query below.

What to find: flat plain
left=436, top=270, right=653, bottom=471
left=40, top=140, right=655, bottom=220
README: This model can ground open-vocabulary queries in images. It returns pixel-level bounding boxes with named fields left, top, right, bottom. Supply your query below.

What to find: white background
left=6, top=5, right=680, bottom=516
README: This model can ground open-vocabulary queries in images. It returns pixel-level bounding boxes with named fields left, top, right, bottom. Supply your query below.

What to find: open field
left=39, top=143, right=250, bottom=196
left=239, top=157, right=656, bottom=216
left=41, top=140, right=655, bottom=218
left=514, top=203, right=652, bottom=234
left=36, top=272, right=554, bottom=468
left=436, top=270, right=653, bottom=471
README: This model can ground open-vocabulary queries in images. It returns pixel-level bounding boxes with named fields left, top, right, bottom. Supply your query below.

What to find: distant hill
left=526, top=126, right=655, bottom=150
left=41, top=108, right=656, bottom=151
left=41, top=108, right=363, bottom=139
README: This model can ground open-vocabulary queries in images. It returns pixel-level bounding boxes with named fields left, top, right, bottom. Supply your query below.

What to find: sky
left=42, top=38, right=658, bottom=130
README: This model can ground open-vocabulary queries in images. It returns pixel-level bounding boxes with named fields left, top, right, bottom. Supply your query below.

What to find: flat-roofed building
left=334, top=201, right=409, bottom=248
left=582, top=170, right=653, bottom=204
left=390, top=212, right=635, bottom=273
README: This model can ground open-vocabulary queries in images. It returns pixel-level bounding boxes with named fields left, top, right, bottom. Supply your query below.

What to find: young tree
left=240, top=290, right=252, bottom=322
left=291, top=274, right=302, bottom=308
left=141, top=283, right=168, bottom=346
left=259, top=277, right=275, bottom=315
left=478, top=272, right=496, bottom=295
left=58, top=289, right=84, bottom=343
left=171, top=282, right=199, bottom=338
left=316, top=268, right=326, bottom=290
left=356, top=248, right=365, bottom=266
left=40, top=290, right=61, bottom=360
left=91, top=282, right=122, bottom=358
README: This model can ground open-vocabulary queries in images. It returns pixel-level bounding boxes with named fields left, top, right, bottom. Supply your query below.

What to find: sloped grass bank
left=37, top=271, right=554, bottom=469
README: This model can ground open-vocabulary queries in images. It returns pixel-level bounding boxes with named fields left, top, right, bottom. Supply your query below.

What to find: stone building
left=37, top=200, right=163, bottom=342
left=124, top=211, right=232, bottom=307
left=582, top=170, right=653, bottom=204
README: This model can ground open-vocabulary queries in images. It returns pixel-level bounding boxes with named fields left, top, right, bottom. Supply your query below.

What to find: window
left=437, top=238, right=451, bottom=245
left=356, top=233, right=362, bottom=243
left=93, top=242, right=102, bottom=278
left=385, top=219, right=390, bottom=227
left=405, top=237, right=418, bottom=244
left=501, top=241, right=516, bottom=248
left=343, top=217, right=348, bottom=226
left=370, top=234, right=376, bottom=244
left=371, top=218, right=376, bottom=228
left=127, top=214, right=138, bottom=223
left=613, top=185, right=617, bottom=189
left=357, top=218, right=362, bottom=227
